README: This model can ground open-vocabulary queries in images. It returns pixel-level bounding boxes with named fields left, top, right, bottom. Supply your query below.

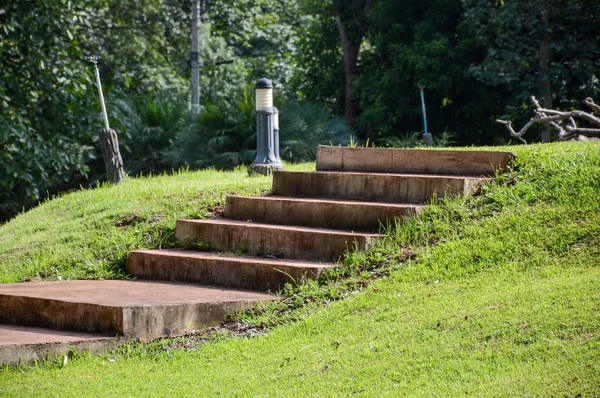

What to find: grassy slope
left=0, top=163, right=313, bottom=283
left=1, top=142, right=599, bottom=396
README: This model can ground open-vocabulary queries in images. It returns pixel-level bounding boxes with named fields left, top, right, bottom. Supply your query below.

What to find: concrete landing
left=0, top=324, right=120, bottom=366
left=316, top=145, right=515, bottom=175
left=0, top=280, right=274, bottom=341
left=225, top=195, right=424, bottom=231
left=175, top=219, right=381, bottom=261
left=273, top=171, right=487, bottom=203
left=127, top=249, right=333, bottom=291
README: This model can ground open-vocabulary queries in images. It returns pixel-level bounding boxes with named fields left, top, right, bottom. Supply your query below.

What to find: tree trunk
left=538, top=0, right=552, bottom=142
left=334, top=12, right=361, bottom=129
left=99, top=128, right=125, bottom=184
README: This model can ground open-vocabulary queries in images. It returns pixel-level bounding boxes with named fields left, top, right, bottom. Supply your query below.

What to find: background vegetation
left=1, top=0, right=599, bottom=220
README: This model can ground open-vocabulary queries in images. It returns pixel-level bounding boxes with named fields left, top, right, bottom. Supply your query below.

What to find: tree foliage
left=207, top=0, right=303, bottom=88
left=464, top=0, right=600, bottom=141
left=2, top=0, right=599, bottom=220
left=0, top=0, right=96, bottom=218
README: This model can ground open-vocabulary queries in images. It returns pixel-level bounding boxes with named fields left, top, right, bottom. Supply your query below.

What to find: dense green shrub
left=108, top=87, right=353, bottom=174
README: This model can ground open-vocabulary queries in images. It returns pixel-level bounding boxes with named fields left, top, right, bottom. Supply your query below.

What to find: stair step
left=225, top=195, right=424, bottom=231
left=273, top=171, right=487, bottom=203
left=0, top=280, right=274, bottom=341
left=127, top=249, right=333, bottom=291
left=175, top=219, right=381, bottom=261
left=316, top=145, right=515, bottom=176
left=0, top=324, right=119, bottom=366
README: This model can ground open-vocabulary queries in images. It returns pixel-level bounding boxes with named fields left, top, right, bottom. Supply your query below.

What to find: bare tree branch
left=495, top=119, right=530, bottom=144
left=496, top=96, right=600, bottom=143
left=584, top=97, right=600, bottom=115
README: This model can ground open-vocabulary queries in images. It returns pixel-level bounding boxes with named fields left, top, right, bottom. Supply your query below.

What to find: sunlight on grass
left=0, top=142, right=599, bottom=396
left=0, top=162, right=315, bottom=283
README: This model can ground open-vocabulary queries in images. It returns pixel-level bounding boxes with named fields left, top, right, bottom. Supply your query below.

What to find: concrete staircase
left=0, top=146, right=514, bottom=364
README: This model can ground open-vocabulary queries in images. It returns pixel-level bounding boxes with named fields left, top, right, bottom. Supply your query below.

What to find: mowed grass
left=1, top=142, right=599, bottom=396
left=0, top=163, right=313, bottom=283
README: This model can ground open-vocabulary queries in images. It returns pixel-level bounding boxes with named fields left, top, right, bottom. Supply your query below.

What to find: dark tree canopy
left=1, top=0, right=599, bottom=220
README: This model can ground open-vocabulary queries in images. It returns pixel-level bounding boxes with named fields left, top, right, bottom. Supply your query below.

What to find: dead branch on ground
left=496, top=96, right=600, bottom=144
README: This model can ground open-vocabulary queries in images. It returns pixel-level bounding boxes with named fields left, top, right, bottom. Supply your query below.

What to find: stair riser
left=316, top=146, right=515, bottom=176
left=0, top=295, right=123, bottom=336
left=0, top=294, right=262, bottom=341
left=127, top=251, right=328, bottom=291
left=121, top=301, right=259, bottom=340
left=0, top=329, right=121, bottom=366
left=273, top=172, right=485, bottom=203
left=175, top=220, right=376, bottom=261
left=225, top=196, right=421, bottom=231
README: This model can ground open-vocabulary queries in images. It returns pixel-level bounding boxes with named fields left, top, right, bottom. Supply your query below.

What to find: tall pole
left=419, top=85, right=433, bottom=146
left=87, top=55, right=110, bottom=130
left=85, top=55, right=125, bottom=184
left=191, top=0, right=200, bottom=115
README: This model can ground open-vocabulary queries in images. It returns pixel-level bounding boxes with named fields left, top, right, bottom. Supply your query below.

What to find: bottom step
left=0, top=280, right=274, bottom=341
left=0, top=324, right=120, bottom=366
left=127, top=249, right=334, bottom=291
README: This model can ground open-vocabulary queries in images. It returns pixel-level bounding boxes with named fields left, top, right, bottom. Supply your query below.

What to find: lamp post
left=248, top=78, right=283, bottom=176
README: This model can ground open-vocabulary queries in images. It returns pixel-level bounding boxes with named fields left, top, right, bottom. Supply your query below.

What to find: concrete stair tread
left=0, top=279, right=273, bottom=306
left=0, top=280, right=274, bottom=341
left=228, top=195, right=426, bottom=208
left=316, top=145, right=514, bottom=175
left=224, top=195, right=424, bottom=231
left=176, top=219, right=380, bottom=261
left=178, top=218, right=383, bottom=236
left=284, top=170, right=488, bottom=179
left=127, top=249, right=333, bottom=291
left=272, top=170, right=487, bottom=203
left=131, top=249, right=336, bottom=268
left=0, top=324, right=113, bottom=347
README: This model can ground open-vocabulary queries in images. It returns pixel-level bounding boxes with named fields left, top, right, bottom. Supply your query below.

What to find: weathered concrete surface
left=0, top=280, right=273, bottom=341
left=225, top=195, right=424, bottom=231
left=176, top=219, right=380, bottom=261
left=273, top=171, right=487, bottom=203
left=0, top=324, right=121, bottom=366
left=128, top=249, right=333, bottom=291
left=316, top=145, right=515, bottom=176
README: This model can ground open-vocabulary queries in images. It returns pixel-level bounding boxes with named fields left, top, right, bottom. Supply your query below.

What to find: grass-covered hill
left=0, top=162, right=314, bottom=283
left=1, top=142, right=599, bottom=396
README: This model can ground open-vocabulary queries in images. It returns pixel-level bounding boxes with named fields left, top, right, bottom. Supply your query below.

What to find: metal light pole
left=248, top=78, right=283, bottom=176
left=191, top=0, right=200, bottom=115
left=87, top=55, right=110, bottom=130
left=85, top=55, right=125, bottom=184
left=419, top=86, right=433, bottom=146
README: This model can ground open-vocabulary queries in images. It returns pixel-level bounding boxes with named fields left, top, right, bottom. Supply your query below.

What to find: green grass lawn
left=1, top=142, right=599, bottom=396
left=0, top=163, right=313, bottom=283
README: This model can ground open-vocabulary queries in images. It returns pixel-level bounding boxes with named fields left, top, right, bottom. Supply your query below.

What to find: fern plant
left=278, top=101, right=353, bottom=161
left=110, top=88, right=191, bottom=175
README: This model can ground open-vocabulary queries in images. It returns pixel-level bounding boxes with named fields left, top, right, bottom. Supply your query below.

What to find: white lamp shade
left=256, top=88, right=273, bottom=111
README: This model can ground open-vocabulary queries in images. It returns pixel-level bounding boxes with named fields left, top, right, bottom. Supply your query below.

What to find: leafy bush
left=0, top=0, right=99, bottom=221
left=113, top=86, right=355, bottom=173
left=278, top=101, right=353, bottom=160
left=111, top=89, right=191, bottom=176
